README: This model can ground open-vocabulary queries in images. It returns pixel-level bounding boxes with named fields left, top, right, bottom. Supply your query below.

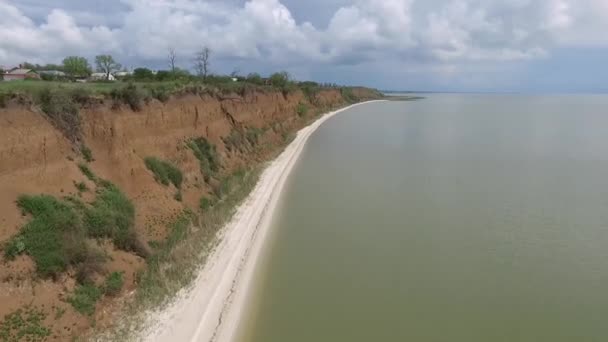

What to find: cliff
left=0, top=85, right=382, bottom=340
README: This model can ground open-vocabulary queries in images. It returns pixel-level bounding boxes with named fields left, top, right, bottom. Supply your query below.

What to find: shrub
left=188, top=138, right=220, bottom=182
left=81, top=145, right=93, bottom=162
left=144, top=157, right=183, bottom=189
left=199, top=197, right=215, bottom=211
left=6, top=195, right=87, bottom=278
left=74, top=181, right=88, bottom=192
left=0, top=92, right=7, bottom=108
left=85, top=184, right=137, bottom=251
left=222, top=130, right=245, bottom=152
left=67, top=283, right=102, bottom=316
left=296, top=102, right=308, bottom=117
left=0, top=306, right=51, bottom=342
left=70, top=87, right=92, bottom=105
left=104, top=271, right=124, bottom=296
left=269, top=71, right=291, bottom=88
left=245, top=72, right=264, bottom=85
left=341, top=87, right=358, bottom=103
left=111, top=83, right=143, bottom=111
left=78, top=163, right=96, bottom=181
left=215, top=168, right=247, bottom=199
left=148, top=85, right=171, bottom=103
left=37, top=87, right=81, bottom=143
left=173, top=191, right=182, bottom=202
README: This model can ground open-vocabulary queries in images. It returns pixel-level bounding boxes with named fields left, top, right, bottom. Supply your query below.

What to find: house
left=3, top=68, right=40, bottom=81
left=90, top=73, right=115, bottom=81
left=114, top=71, right=132, bottom=78
left=39, top=70, right=66, bottom=77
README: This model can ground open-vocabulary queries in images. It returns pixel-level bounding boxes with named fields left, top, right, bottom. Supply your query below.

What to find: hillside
left=0, top=84, right=382, bottom=341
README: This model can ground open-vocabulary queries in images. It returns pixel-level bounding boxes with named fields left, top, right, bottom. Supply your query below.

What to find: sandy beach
left=141, top=100, right=383, bottom=342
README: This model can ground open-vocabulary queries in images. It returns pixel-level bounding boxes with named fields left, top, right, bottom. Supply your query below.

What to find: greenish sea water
left=238, top=95, right=608, bottom=342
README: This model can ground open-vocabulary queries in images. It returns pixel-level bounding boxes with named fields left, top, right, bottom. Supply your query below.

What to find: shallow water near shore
left=237, top=95, right=608, bottom=341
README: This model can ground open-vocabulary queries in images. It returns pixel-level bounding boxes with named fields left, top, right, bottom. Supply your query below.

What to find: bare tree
left=168, top=47, right=177, bottom=73
left=194, top=46, right=211, bottom=80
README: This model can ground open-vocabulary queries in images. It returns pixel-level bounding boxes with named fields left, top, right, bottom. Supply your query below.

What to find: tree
left=269, top=71, right=291, bottom=88
left=95, top=55, right=121, bottom=80
left=246, top=72, right=263, bottom=85
left=194, top=46, right=211, bottom=80
left=62, top=56, right=91, bottom=78
left=132, top=68, right=154, bottom=81
left=168, top=47, right=177, bottom=74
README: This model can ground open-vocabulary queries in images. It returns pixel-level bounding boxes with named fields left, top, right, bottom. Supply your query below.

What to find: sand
left=141, top=101, right=384, bottom=342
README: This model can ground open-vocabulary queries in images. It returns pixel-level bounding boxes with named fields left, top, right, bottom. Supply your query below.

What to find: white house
left=90, top=73, right=116, bottom=81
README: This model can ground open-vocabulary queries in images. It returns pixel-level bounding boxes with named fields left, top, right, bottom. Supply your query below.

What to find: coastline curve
left=142, top=100, right=386, bottom=342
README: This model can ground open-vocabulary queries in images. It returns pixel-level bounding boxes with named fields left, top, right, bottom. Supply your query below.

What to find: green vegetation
left=215, top=168, right=248, bottom=199
left=63, top=56, right=91, bottom=78
left=5, top=195, right=87, bottom=278
left=144, top=157, right=183, bottom=189
left=67, top=283, right=102, bottom=316
left=136, top=168, right=259, bottom=309
left=85, top=183, right=137, bottom=251
left=341, top=87, right=357, bottom=103
left=81, top=145, right=94, bottom=162
left=110, top=83, right=144, bottom=111
left=246, top=127, right=264, bottom=146
left=0, top=306, right=51, bottom=342
left=188, top=138, right=220, bottom=182
left=37, top=87, right=82, bottom=143
left=3, top=165, right=139, bottom=281
left=104, top=272, right=124, bottom=296
left=74, top=181, right=88, bottom=193
left=222, top=129, right=246, bottom=152
left=78, top=163, right=96, bottom=182
left=296, top=102, right=308, bottom=117
left=199, top=197, right=215, bottom=211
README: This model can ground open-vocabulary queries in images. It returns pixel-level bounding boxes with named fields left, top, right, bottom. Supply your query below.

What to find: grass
left=246, top=127, right=264, bottom=146
left=188, top=137, right=220, bottom=182
left=37, top=87, right=82, bottom=143
left=67, top=283, right=102, bottom=316
left=144, top=157, right=183, bottom=189
left=104, top=272, right=124, bottom=296
left=4, top=195, right=87, bottom=278
left=81, top=145, right=94, bottom=162
left=74, top=181, right=88, bottom=193
left=3, top=165, right=139, bottom=280
left=78, top=163, right=96, bottom=182
left=199, top=197, right=215, bottom=211
left=84, top=183, right=137, bottom=251
left=222, top=129, right=246, bottom=152
left=0, top=306, right=51, bottom=342
left=110, top=83, right=144, bottom=111
left=134, top=168, right=260, bottom=311
left=296, top=102, right=308, bottom=117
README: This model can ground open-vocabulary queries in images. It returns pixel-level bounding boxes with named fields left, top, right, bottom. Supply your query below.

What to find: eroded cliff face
left=0, top=87, right=381, bottom=340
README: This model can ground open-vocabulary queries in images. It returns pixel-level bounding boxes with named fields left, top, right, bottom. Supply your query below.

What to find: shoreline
left=142, top=100, right=385, bottom=342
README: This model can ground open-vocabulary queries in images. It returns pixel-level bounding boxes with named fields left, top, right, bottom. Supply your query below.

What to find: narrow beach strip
left=143, top=100, right=384, bottom=342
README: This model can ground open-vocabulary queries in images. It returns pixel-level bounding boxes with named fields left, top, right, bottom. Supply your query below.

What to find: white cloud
left=0, top=0, right=606, bottom=69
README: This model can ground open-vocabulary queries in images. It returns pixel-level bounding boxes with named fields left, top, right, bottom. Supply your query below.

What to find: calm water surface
left=237, top=95, right=608, bottom=342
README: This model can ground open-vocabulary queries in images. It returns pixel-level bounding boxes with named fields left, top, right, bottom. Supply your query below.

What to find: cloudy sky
left=1, top=0, right=607, bottom=92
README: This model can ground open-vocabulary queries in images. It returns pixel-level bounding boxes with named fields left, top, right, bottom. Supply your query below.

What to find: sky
left=1, top=0, right=607, bottom=92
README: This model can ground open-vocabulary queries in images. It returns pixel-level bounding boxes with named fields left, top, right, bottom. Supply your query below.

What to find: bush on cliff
left=144, top=157, right=183, bottom=189
left=37, top=87, right=82, bottom=143
left=188, top=138, right=220, bottom=182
